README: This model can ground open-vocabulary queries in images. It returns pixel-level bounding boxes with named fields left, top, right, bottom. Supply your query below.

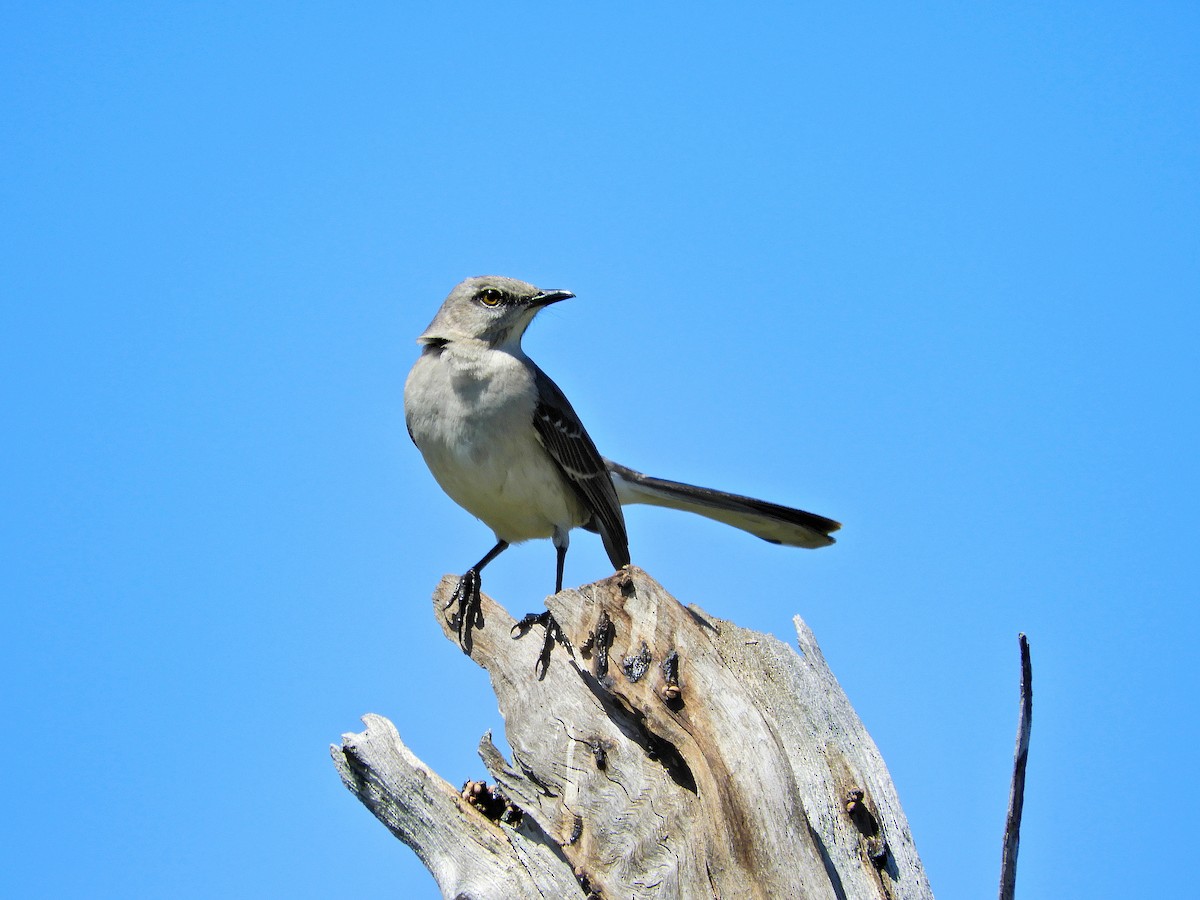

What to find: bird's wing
left=530, top=365, right=630, bottom=569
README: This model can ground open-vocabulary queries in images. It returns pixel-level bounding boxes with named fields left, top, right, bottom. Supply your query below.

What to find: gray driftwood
left=332, top=566, right=933, bottom=899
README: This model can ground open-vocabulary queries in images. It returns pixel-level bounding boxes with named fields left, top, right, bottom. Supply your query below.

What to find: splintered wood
left=333, top=567, right=933, bottom=900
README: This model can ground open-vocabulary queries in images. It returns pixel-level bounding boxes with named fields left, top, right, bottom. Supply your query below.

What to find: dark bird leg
left=555, top=540, right=566, bottom=595
left=511, top=535, right=574, bottom=679
left=447, top=540, right=508, bottom=652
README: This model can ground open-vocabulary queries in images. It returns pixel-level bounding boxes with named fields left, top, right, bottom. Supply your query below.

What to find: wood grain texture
left=333, top=567, right=934, bottom=899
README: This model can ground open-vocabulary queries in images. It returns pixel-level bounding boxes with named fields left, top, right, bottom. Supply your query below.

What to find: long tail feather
left=606, top=460, right=840, bottom=549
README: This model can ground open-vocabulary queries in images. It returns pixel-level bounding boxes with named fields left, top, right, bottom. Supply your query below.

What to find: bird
left=403, top=275, right=840, bottom=660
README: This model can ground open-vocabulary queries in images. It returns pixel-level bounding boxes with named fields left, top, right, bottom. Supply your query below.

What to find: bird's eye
left=478, top=289, right=503, bottom=307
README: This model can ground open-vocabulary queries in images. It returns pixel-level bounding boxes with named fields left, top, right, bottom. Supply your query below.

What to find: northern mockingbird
left=405, top=276, right=839, bottom=655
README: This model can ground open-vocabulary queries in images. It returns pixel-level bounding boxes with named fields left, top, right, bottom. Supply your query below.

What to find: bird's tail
left=605, top=460, right=840, bottom=549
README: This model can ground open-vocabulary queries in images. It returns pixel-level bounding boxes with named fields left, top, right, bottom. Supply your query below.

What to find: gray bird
left=404, top=275, right=839, bottom=658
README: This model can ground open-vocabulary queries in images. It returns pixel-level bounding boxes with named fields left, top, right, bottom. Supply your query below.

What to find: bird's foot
left=511, top=610, right=574, bottom=680
left=445, top=569, right=484, bottom=652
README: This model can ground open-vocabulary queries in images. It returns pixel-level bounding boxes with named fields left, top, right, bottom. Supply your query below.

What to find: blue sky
left=3, top=3, right=1197, bottom=897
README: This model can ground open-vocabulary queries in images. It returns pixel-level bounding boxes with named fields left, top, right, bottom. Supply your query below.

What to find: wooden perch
left=332, top=567, right=934, bottom=899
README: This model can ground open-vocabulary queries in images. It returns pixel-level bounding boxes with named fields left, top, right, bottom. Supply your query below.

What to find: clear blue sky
left=3, top=4, right=1196, bottom=897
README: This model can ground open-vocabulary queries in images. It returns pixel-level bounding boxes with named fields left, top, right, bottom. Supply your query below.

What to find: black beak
left=529, top=289, right=574, bottom=308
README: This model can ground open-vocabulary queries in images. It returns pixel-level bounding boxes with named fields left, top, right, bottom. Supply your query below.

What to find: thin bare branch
left=999, top=633, right=1033, bottom=900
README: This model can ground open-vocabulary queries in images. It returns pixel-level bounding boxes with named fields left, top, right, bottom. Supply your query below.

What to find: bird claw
left=511, top=610, right=574, bottom=679
left=446, top=569, right=484, bottom=652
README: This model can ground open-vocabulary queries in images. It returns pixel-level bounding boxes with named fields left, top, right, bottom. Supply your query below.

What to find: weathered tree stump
left=332, top=566, right=934, bottom=899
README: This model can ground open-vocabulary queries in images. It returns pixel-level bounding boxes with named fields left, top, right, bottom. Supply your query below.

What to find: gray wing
left=530, top=365, right=631, bottom=569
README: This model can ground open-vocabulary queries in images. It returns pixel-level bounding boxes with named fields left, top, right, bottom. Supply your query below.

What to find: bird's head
left=418, top=276, right=574, bottom=350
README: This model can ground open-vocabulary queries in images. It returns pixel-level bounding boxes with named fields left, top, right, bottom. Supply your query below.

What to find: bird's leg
left=511, top=536, right=574, bottom=679
left=446, top=540, right=508, bottom=652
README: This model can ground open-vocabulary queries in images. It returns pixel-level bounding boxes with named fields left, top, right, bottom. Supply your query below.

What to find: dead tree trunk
left=332, top=567, right=933, bottom=899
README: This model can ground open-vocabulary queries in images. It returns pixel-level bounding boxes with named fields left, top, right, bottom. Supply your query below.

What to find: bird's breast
left=403, top=347, right=586, bottom=541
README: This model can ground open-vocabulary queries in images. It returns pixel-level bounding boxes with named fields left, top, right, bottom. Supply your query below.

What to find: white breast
left=404, top=342, right=588, bottom=543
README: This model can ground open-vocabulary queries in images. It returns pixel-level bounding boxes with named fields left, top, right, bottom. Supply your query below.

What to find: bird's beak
left=529, top=289, right=574, bottom=308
